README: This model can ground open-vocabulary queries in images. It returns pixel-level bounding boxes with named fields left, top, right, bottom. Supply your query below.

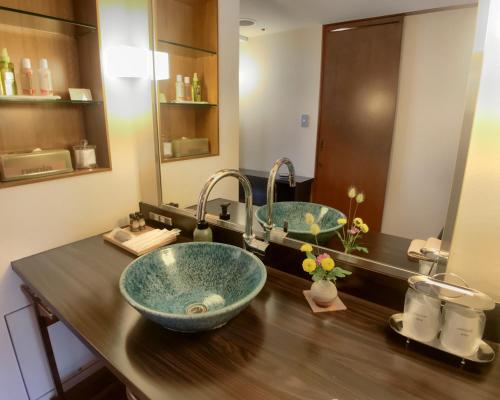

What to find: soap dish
left=389, top=313, right=495, bottom=365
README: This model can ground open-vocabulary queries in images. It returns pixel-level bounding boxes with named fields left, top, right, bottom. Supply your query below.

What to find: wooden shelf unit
left=155, top=0, right=219, bottom=163
left=0, top=0, right=111, bottom=188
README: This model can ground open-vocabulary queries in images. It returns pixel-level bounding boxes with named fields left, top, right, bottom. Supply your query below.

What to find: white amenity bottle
left=175, top=74, right=185, bottom=101
left=38, top=58, right=53, bottom=96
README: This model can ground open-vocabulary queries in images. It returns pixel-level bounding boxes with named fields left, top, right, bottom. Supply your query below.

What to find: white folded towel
left=124, top=228, right=180, bottom=253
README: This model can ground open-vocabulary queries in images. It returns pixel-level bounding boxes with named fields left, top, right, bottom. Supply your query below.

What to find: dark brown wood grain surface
left=12, top=235, right=499, bottom=400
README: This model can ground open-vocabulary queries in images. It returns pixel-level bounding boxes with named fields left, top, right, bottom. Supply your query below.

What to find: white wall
left=447, top=0, right=500, bottom=301
left=239, top=26, right=322, bottom=178
left=381, top=7, right=477, bottom=239
left=160, top=0, right=240, bottom=208
left=239, top=9, right=476, bottom=240
left=0, top=0, right=156, bottom=398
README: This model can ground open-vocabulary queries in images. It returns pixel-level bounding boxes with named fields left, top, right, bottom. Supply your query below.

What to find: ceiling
left=240, top=0, right=477, bottom=37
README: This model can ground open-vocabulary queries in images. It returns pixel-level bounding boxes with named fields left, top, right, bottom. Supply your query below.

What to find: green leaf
left=354, top=246, right=369, bottom=254
left=335, top=267, right=352, bottom=275
left=306, top=252, right=316, bottom=260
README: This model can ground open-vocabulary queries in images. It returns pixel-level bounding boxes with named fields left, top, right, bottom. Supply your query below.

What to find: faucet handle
left=244, top=235, right=269, bottom=255
left=219, top=202, right=231, bottom=221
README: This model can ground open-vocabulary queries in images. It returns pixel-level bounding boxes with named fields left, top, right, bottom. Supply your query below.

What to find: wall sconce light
left=104, top=46, right=170, bottom=80
left=153, top=51, right=170, bottom=80
left=104, top=45, right=149, bottom=78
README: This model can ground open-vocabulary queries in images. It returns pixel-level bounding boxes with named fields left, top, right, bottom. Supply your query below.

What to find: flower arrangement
left=301, top=212, right=352, bottom=283
left=336, top=186, right=369, bottom=254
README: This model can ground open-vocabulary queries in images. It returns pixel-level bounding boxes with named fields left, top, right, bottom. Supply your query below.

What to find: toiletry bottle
left=184, top=76, right=192, bottom=102
left=135, top=212, right=146, bottom=231
left=193, top=221, right=213, bottom=242
left=129, top=213, right=140, bottom=232
left=175, top=74, right=184, bottom=102
left=20, top=58, right=35, bottom=95
left=8, top=56, right=18, bottom=95
left=192, top=72, right=202, bottom=102
left=0, top=48, right=17, bottom=96
left=38, top=58, right=53, bottom=96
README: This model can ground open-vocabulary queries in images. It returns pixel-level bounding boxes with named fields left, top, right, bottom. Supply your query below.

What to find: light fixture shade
left=154, top=51, right=170, bottom=80
left=104, top=45, right=149, bottom=78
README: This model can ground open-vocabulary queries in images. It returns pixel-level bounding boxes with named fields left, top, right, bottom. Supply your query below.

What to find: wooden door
left=313, top=16, right=403, bottom=231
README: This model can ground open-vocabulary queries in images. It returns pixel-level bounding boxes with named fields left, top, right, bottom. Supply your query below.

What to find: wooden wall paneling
left=193, top=0, right=217, bottom=51
left=0, top=104, right=85, bottom=153
left=160, top=107, right=196, bottom=140
left=76, top=25, right=103, bottom=100
left=83, top=106, right=110, bottom=168
left=156, top=0, right=217, bottom=51
left=195, top=106, right=218, bottom=154
left=72, top=0, right=98, bottom=26
left=0, top=0, right=75, bottom=20
left=156, top=0, right=195, bottom=46
left=313, top=16, right=403, bottom=232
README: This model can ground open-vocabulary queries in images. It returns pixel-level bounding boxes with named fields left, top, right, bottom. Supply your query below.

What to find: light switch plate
left=301, top=114, right=309, bottom=127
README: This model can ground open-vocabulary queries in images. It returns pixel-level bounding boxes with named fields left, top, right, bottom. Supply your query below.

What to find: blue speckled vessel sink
left=119, top=242, right=267, bottom=332
left=256, top=202, right=346, bottom=245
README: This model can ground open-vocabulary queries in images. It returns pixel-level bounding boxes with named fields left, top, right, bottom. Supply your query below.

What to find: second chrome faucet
left=195, top=158, right=296, bottom=254
left=263, top=158, right=296, bottom=241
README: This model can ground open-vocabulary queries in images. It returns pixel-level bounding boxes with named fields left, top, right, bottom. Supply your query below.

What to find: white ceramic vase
left=311, top=280, right=337, bottom=307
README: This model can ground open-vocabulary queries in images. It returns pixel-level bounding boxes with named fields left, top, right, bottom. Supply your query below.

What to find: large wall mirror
left=150, top=0, right=480, bottom=278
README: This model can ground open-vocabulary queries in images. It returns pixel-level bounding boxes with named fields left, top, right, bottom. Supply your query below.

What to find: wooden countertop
left=12, top=236, right=499, bottom=400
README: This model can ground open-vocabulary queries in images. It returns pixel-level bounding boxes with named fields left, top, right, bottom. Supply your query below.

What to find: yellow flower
left=321, top=257, right=335, bottom=271
left=356, top=192, right=365, bottom=204
left=305, top=212, right=315, bottom=225
left=360, top=223, right=369, bottom=233
left=300, top=243, right=313, bottom=253
left=347, top=186, right=357, bottom=199
left=353, top=217, right=363, bottom=227
left=310, top=223, right=321, bottom=236
left=302, top=258, right=317, bottom=273
left=337, top=218, right=347, bottom=225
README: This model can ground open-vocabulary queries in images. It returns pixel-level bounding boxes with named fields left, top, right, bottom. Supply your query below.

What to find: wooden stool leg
left=21, top=285, right=66, bottom=399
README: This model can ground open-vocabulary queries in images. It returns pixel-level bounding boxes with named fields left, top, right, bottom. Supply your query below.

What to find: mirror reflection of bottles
left=175, top=75, right=184, bottom=101
left=402, top=288, right=441, bottom=342
left=440, top=304, right=485, bottom=356
left=192, top=72, right=201, bottom=102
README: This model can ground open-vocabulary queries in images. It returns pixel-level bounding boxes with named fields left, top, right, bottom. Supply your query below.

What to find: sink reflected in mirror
left=120, top=242, right=267, bottom=332
left=256, top=202, right=345, bottom=245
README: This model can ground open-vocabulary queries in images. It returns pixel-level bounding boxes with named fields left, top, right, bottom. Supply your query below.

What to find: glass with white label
left=73, top=140, right=97, bottom=169
left=402, top=287, right=442, bottom=342
left=440, top=303, right=485, bottom=357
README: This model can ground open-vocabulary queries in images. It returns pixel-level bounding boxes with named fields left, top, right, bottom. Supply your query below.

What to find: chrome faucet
left=264, top=158, right=296, bottom=241
left=196, top=169, right=269, bottom=255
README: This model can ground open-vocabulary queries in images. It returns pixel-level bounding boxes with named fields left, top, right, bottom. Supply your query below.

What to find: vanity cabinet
left=239, top=168, right=314, bottom=206
left=154, top=0, right=219, bottom=163
left=0, top=0, right=111, bottom=188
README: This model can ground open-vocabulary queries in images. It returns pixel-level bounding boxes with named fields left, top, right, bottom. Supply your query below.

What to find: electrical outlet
left=148, top=212, right=172, bottom=226
left=159, top=215, right=173, bottom=226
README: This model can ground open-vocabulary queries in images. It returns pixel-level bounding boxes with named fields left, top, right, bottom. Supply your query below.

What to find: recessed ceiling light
left=240, top=18, right=256, bottom=27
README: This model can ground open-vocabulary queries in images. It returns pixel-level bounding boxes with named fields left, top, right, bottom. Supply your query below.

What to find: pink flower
left=348, top=227, right=360, bottom=235
left=316, top=253, right=330, bottom=265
